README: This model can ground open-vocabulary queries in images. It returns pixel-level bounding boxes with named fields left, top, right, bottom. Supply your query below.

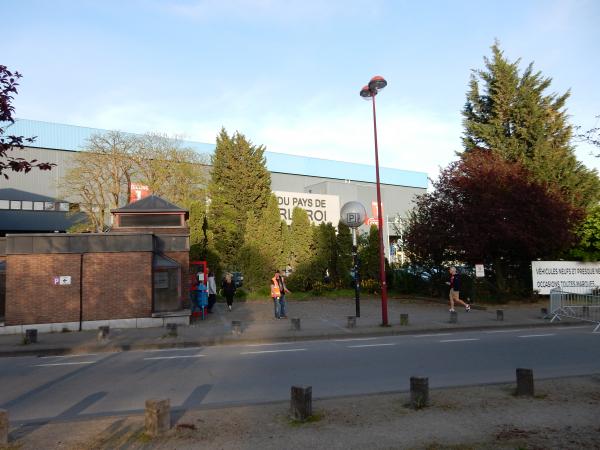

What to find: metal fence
left=550, top=288, right=600, bottom=332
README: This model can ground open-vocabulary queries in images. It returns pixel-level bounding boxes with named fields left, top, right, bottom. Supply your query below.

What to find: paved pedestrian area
left=0, top=297, right=570, bottom=357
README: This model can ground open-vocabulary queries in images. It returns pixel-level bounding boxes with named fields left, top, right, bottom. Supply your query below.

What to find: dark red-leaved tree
left=405, top=150, right=584, bottom=295
left=1, top=65, right=54, bottom=178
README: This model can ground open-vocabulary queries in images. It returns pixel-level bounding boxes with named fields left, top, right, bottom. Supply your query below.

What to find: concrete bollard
left=0, top=409, right=8, bottom=445
left=496, top=309, right=504, bottom=321
left=347, top=316, right=356, bottom=328
left=166, top=323, right=178, bottom=337
left=231, top=320, right=242, bottom=335
left=516, top=368, right=534, bottom=397
left=25, top=329, right=38, bottom=344
left=410, top=376, right=429, bottom=409
left=97, top=326, right=110, bottom=340
left=145, top=399, right=171, bottom=437
left=291, top=318, right=301, bottom=331
left=400, top=313, right=409, bottom=326
left=449, top=311, right=458, bottom=323
left=290, top=386, right=312, bottom=421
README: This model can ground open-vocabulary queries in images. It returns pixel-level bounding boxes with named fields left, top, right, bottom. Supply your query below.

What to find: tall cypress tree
left=288, top=207, right=313, bottom=269
left=463, top=42, right=600, bottom=208
left=208, top=128, right=272, bottom=268
left=336, top=222, right=353, bottom=286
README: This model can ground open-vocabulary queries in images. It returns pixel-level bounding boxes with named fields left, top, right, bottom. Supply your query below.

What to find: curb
left=0, top=319, right=580, bottom=358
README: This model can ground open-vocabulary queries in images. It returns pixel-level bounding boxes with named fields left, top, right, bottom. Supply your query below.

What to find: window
left=119, top=214, right=182, bottom=227
left=0, top=200, right=9, bottom=209
left=22, top=201, right=33, bottom=210
left=58, top=202, right=69, bottom=212
left=44, top=202, right=55, bottom=211
left=33, top=202, right=44, bottom=211
left=10, top=201, right=21, bottom=210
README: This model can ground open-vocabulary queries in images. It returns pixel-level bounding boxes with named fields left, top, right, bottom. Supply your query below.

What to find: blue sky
left=4, top=0, right=600, bottom=182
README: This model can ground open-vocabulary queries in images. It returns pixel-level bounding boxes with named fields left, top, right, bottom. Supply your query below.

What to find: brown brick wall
left=83, top=252, right=152, bottom=321
left=6, top=254, right=81, bottom=325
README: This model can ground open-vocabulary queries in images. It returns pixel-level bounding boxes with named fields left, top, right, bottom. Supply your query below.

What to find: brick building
left=0, top=195, right=190, bottom=334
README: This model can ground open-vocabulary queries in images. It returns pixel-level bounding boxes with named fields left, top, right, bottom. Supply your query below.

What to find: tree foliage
left=404, top=150, right=584, bottom=295
left=287, top=207, right=313, bottom=269
left=570, top=206, right=600, bottom=261
left=0, top=65, right=54, bottom=178
left=62, top=131, right=206, bottom=231
left=208, top=128, right=271, bottom=268
left=462, top=42, right=600, bottom=209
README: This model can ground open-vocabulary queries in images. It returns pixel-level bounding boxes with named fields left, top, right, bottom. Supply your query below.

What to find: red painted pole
left=371, top=92, right=389, bottom=326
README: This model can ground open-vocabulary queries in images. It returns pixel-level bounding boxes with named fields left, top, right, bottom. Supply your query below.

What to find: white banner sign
left=531, top=261, right=600, bottom=295
left=274, top=191, right=340, bottom=226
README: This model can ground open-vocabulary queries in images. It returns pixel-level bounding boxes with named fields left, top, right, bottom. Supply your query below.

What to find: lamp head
left=360, top=85, right=373, bottom=99
left=368, top=75, right=387, bottom=92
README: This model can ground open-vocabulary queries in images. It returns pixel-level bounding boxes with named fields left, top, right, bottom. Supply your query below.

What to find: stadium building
left=1, top=119, right=427, bottom=259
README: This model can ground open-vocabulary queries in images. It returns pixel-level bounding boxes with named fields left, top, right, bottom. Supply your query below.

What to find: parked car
left=232, top=271, right=244, bottom=288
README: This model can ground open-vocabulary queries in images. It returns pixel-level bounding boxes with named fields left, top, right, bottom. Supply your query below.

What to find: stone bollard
left=347, top=316, right=356, bottom=328
left=410, top=376, right=429, bottom=409
left=291, top=318, right=301, bottom=331
left=290, top=386, right=312, bottom=421
left=496, top=309, right=504, bottom=321
left=166, top=323, right=178, bottom=337
left=516, top=368, right=534, bottom=397
left=449, top=311, right=458, bottom=324
left=145, top=399, right=171, bottom=437
left=97, top=326, right=110, bottom=340
left=231, top=320, right=242, bottom=335
left=0, top=409, right=8, bottom=445
left=400, top=313, right=409, bottom=326
left=25, top=329, right=38, bottom=344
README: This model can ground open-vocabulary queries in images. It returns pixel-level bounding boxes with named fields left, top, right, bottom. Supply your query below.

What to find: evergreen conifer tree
left=463, top=42, right=600, bottom=208
left=336, top=222, right=353, bottom=286
left=288, top=207, right=313, bottom=269
left=208, top=128, right=272, bottom=268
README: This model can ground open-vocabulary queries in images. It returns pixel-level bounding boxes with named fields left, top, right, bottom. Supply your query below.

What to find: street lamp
left=360, top=75, right=389, bottom=326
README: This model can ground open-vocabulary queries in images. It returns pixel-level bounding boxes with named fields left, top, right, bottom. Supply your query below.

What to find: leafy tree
left=463, top=42, right=600, bottom=209
left=405, top=150, right=584, bottom=295
left=336, top=221, right=353, bottom=286
left=288, top=207, right=313, bottom=269
left=359, top=225, right=381, bottom=281
left=570, top=206, right=600, bottom=261
left=239, top=194, right=286, bottom=290
left=0, top=65, right=54, bottom=178
left=208, top=128, right=271, bottom=268
left=575, top=116, right=600, bottom=156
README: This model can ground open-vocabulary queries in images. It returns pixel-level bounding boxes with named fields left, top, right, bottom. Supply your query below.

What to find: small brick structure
left=2, top=196, right=190, bottom=329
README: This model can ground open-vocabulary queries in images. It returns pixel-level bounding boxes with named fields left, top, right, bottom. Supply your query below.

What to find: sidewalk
left=0, top=297, right=566, bottom=357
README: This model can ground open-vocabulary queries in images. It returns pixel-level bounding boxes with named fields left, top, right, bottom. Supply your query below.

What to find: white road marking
left=348, top=343, right=396, bottom=348
left=485, top=329, right=525, bottom=334
left=518, top=334, right=556, bottom=338
left=33, top=361, right=96, bottom=367
left=334, top=337, right=377, bottom=342
left=554, top=325, right=588, bottom=330
left=141, top=347, right=203, bottom=353
left=413, top=333, right=453, bottom=338
left=241, top=348, right=307, bottom=355
left=144, top=354, right=206, bottom=360
left=439, top=338, right=480, bottom=343
left=245, top=342, right=300, bottom=347
left=39, top=353, right=99, bottom=359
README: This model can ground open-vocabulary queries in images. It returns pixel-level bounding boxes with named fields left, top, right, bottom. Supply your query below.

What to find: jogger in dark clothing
left=222, top=273, right=236, bottom=311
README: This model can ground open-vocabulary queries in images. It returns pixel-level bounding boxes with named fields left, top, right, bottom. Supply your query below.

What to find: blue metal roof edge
left=6, top=119, right=428, bottom=188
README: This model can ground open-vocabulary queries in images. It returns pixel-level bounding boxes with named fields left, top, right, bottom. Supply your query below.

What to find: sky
left=4, top=0, right=600, bottom=184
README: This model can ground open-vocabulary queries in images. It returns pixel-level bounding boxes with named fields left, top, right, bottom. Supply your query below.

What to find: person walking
left=222, top=272, right=236, bottom=311
left=271, top=270, right=291, bottom=319
left=207, top=270, right=217, bottom=313
left=446, top=266, right=470, bottom=312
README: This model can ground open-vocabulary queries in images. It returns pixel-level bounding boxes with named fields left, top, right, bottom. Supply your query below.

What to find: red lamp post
left=360, top=75, right=389, bottom=326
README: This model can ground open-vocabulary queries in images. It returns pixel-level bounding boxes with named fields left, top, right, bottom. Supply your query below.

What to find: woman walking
left=222, top=272, right=236, bottom=311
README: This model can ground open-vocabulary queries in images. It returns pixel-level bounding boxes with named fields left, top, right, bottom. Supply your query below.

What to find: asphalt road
left=1, top=325, right=599, bottom=424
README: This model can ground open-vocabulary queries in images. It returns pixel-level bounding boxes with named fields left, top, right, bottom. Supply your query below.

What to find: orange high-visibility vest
left=271, top=277, right=281, bottom=298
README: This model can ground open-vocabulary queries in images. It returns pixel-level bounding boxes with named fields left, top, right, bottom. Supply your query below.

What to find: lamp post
left=360, top=75, right=389, bottom=326
left=340, top=201, right=367, bottom=318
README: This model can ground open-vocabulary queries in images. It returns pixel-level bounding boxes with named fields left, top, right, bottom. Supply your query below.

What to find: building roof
left=6, top=118, right=428, bottom=188
left=111, top=195, right=187, bottom=213
left=0, top=210, right=86, bottom=233
left=0, top=188, right=65, bottom=202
